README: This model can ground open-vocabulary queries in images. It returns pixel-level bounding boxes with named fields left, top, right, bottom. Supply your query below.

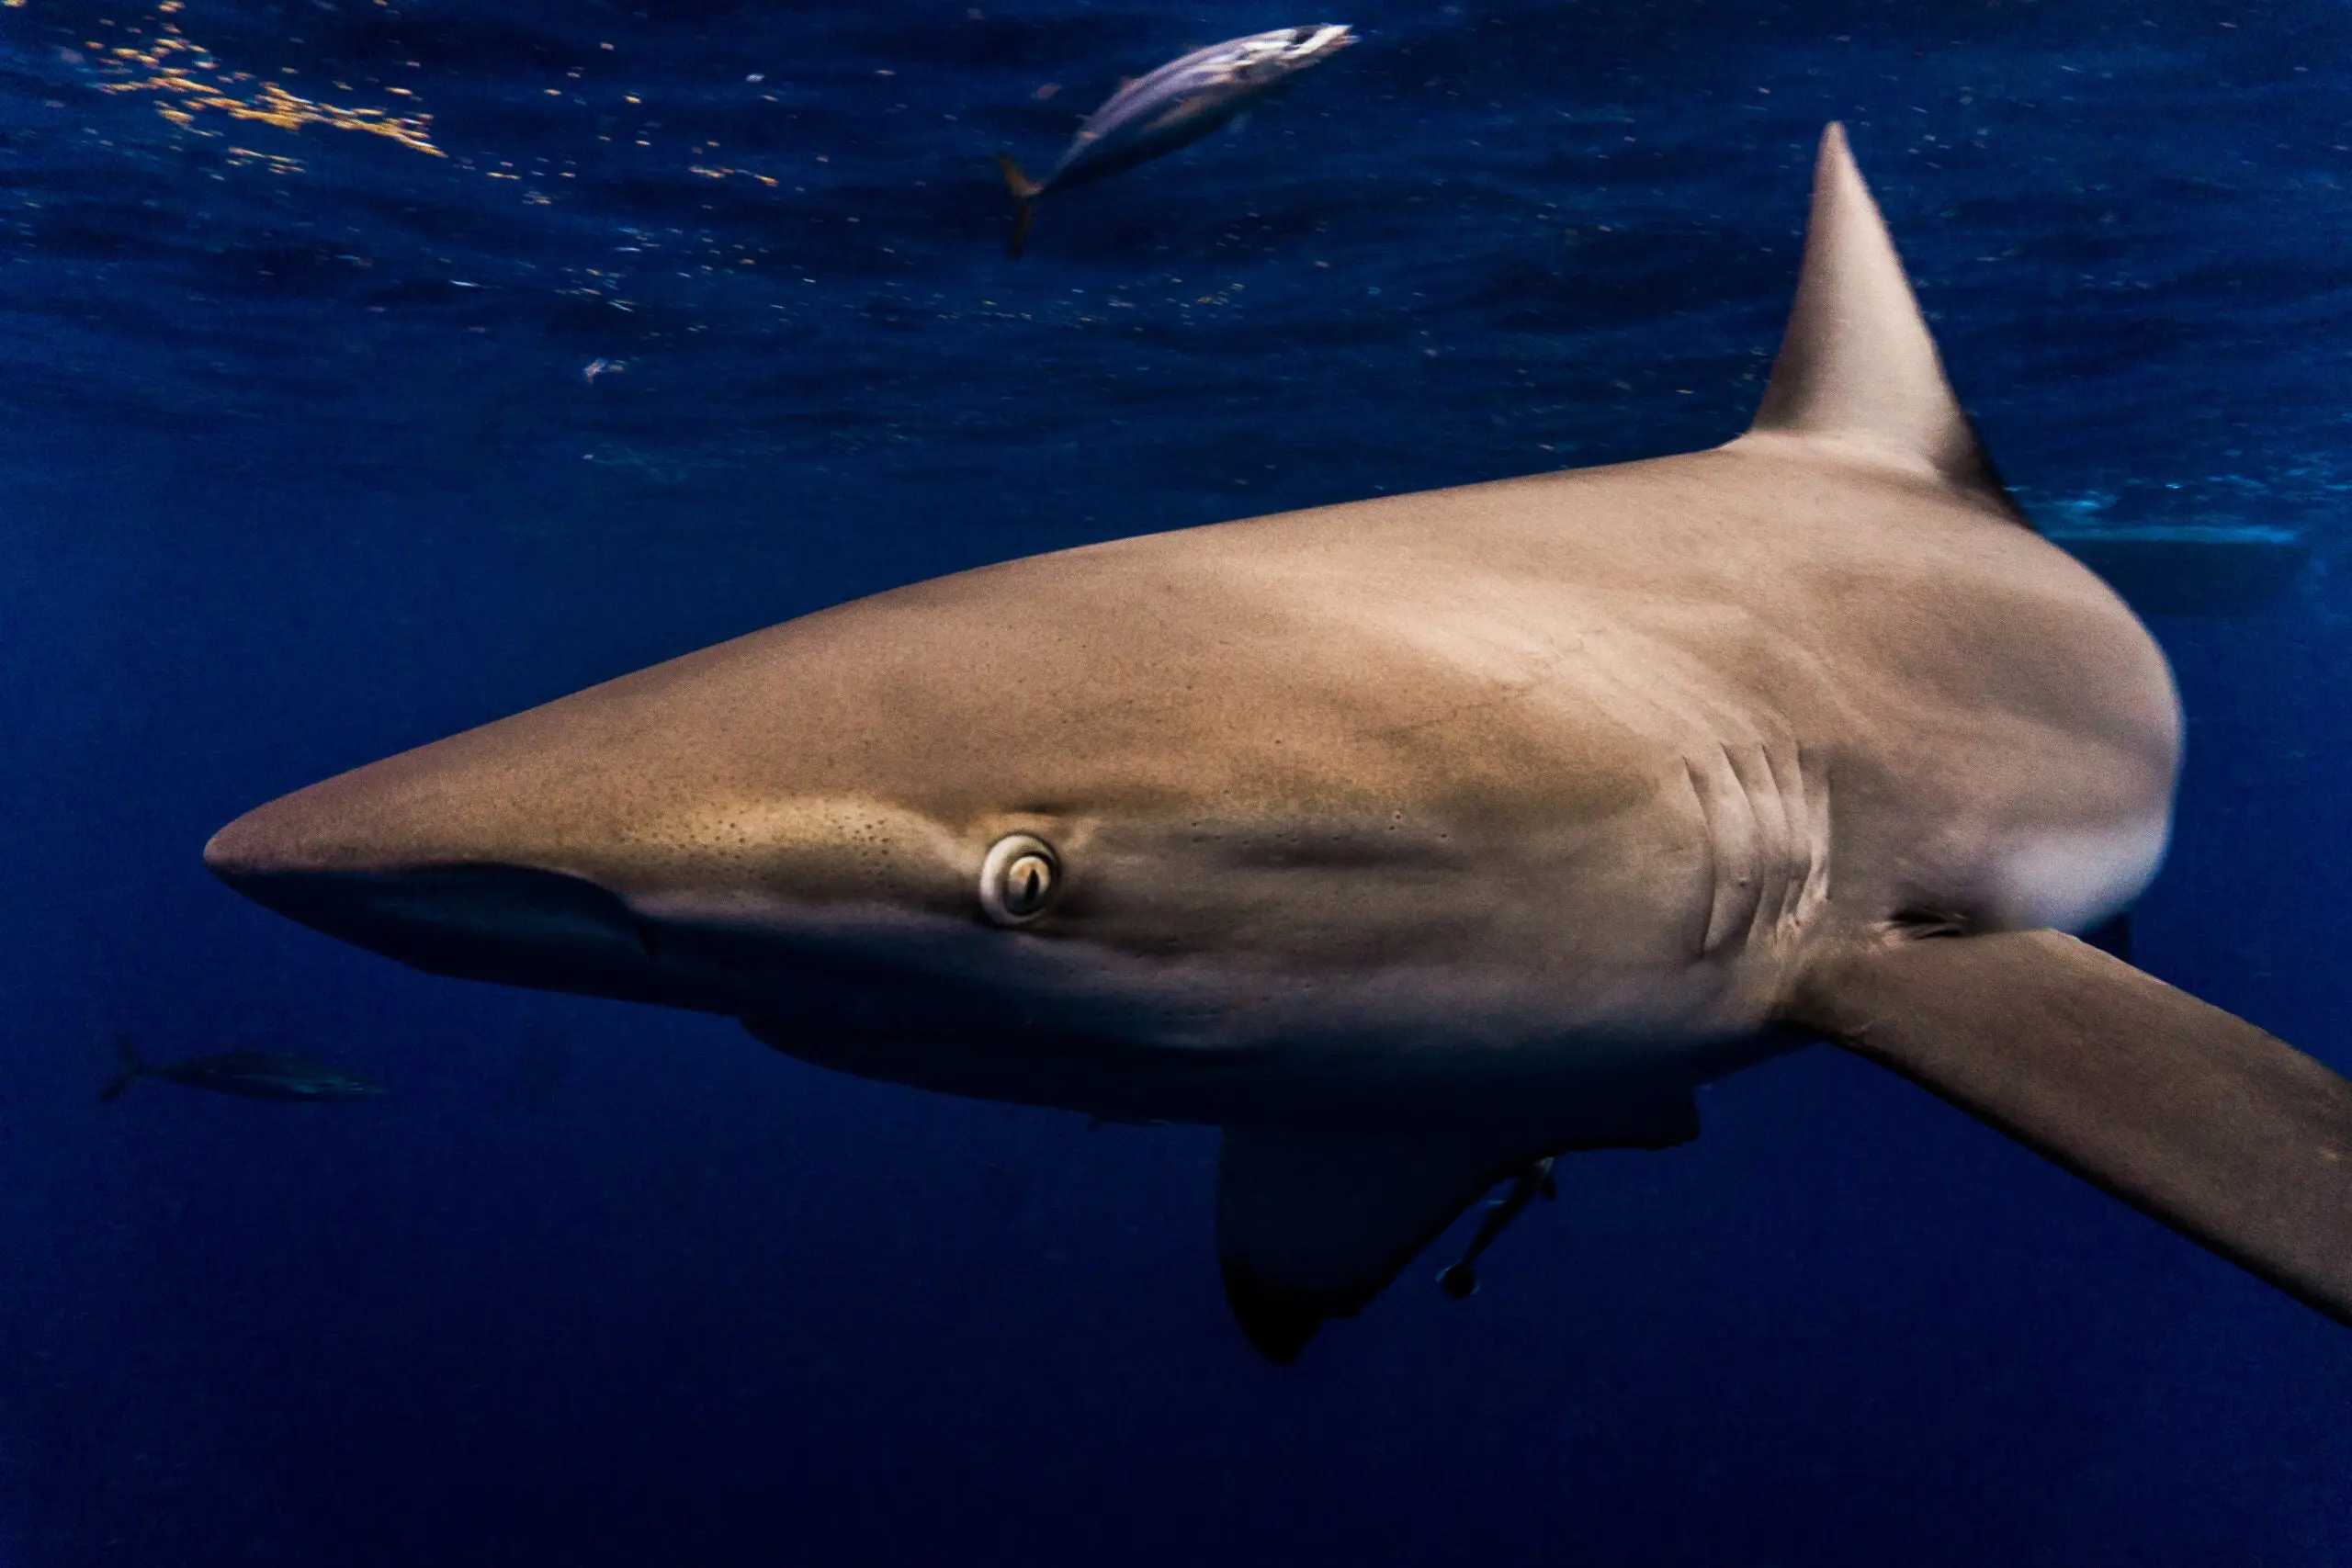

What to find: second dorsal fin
left=1738, top=124, right=2024, bottom=521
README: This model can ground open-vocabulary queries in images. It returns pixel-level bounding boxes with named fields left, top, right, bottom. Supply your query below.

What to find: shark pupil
left=1007, top=855, right=1051, bottom=913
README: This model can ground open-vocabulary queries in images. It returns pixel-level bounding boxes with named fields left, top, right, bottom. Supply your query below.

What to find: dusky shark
left=994, top=24, right=1354, bottom=258
left=207, top=125, right=2352, bottom=1361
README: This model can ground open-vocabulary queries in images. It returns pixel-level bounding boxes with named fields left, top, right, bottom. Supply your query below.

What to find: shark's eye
left=979, top=834, right=1059, bottom=926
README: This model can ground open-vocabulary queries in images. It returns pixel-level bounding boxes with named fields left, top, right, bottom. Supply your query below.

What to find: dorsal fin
left=1738, top=124, right=2024, bottom=521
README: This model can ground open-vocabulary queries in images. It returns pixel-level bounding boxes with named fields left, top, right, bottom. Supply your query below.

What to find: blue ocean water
left=3, top=0, right=2350, bottom=1562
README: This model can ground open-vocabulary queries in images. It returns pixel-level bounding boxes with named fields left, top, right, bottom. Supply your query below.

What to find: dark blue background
left=2, top=0, right=2348, bottom=1562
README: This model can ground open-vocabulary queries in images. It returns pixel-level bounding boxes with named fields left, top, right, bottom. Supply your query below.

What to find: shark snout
left=202, top=748, right=683, bottom=1000
left=208, top=792, right=661, bottom=990
left=203, top=791, right=334, bottom=885
left=198, top=681, right=988, bottom=1016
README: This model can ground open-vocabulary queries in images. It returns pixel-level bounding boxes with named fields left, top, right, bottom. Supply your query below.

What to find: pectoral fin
left=1216, top=1127, right=1512, bottom=1363
left=1783, top=929, right=2352, bottom=1327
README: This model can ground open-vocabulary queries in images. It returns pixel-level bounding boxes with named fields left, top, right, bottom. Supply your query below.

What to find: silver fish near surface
left=205, top=126, right=2352, bottom=1362
left=101, top=1034, right=385, bottom=1103
left=994, top=24, right=1354, bottom=258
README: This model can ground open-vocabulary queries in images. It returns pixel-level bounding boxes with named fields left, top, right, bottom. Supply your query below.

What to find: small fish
left=994, top=24, right=1354, bottom=258
left=101, top=1034, right=385, bottom=1103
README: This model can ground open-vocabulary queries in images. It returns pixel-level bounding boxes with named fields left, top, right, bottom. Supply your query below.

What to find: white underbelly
left=1990, top=809, right=2171, bottom=932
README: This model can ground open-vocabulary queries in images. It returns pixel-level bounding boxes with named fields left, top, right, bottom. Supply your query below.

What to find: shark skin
left=206, top=126, right=2352, bottom=1360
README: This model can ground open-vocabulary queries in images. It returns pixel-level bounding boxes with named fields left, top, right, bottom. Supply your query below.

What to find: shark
left=205, top=125, right=2352, bottom=1361
left=101, top=1034, right=386, bottom=1103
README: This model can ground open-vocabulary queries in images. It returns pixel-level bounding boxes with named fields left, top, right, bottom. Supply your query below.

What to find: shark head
left=205, top=520, right=1732, bottom=1127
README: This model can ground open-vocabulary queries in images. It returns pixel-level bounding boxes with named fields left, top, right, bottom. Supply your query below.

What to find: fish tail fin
left=995, top=154, right=1040, bottom=259
left=100, top=1033, right=143, bottom=1103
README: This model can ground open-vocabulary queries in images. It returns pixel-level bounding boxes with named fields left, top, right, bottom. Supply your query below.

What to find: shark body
left=208, top=128, right=2352, bottom=1359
